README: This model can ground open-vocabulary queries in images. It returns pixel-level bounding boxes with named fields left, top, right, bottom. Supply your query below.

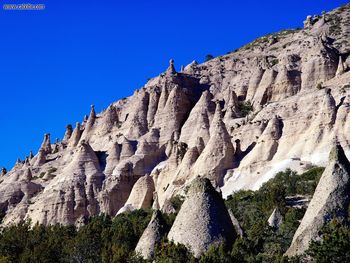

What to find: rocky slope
left=286, top=143, right=350, bottom=256
left=0, top=4, right=350, bottom=226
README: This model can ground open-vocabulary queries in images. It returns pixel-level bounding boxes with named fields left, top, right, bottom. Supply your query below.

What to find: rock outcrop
left=117, top=174, right=155, bottom=214
left=1, top=4, right=350, bottom=226
left=135, top=210, right=166, bottom=259
left=167, top=177, right=236, bottom=257
left=286, top=143, right=350, bottom=256
left=268, top=207, right=283, bottom=229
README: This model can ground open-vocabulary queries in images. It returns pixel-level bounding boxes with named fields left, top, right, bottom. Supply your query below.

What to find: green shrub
left=238, top=101, right=253, bottom=117
left=205, top=54, right=214, bottom=62
left=307, top=219, right=350, bottom=263
left=316, top=83, right=324, bottom=90
left=169, top=195, right=184, bottom=213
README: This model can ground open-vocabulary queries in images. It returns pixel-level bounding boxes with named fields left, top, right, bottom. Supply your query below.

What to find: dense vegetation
left=2, top=167, right=350, bottom=263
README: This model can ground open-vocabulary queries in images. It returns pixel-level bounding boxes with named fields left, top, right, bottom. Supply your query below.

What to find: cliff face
left=1, top=4, right=350, bottom=225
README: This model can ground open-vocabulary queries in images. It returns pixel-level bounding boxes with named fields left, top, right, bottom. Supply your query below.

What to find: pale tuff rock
left=336, top=56, right=345, bottom=76
left=286, top=143, right=350, bottom=256
left=161, top=198, right=176, bottom=214
left=173, top=146, right=200, bottom=185
left=224, top=90, right=241, bottom=121
left=81, top=105, right=96, bottom=140
left=25, top=141, right=104, bottom=225
left=119, top=136, right=137, bottom=160
left=62, top=124, right=73, bottom=143
left=168, top=178, right=236, bottom=257
left=40, top=133, right=52, bottom=154
left=246, top=67, right=265, bottom=102
left=20, top=168, right=33, bottom=182
left=33, top=149, right=46, bottom=166
left=99, top=105, right=118, bottom=134
left=268, top=207, right=283, bottom=229
left=303, top=15, right=313, bottom=29
left=166, top=59, right=177, bottom=75
left=125, top=90, right=149, bottom=138
left=152, top=191, right=160, bottom=210
left=0, top=168, right=42, bottom=224
left=228, top=209, right=244, bottom=237
left=252, top=69, right=278, bottom=106
left=240, top=115, right=283, bottom=167
left=135, top=210, right=166, bottom=259
left=184, top=60, right=198, bottom=74
left=118, top=174, right=155, bottom=213
left=147, top=87, right=161, bottom=128
left=192, top=102, right=235, bottom=186
left=69, top=122, right=82, bottom=147
left=270, top=65, right=301, bottom=101
left=179, top=90, right=215, bottom=147
left=104, top=142, right=121, bottom=176
left=319, top=88, right=337, bottom=127
left=1, top=4, right=350, bottom=226
left=300, top=39, right=338, bottom=90
left=154, top=83, right=194, bottom=144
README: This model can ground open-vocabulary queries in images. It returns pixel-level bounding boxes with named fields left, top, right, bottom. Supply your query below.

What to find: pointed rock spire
left=193, top=101, right=235, bottom=186
left=120, top=136, right=136, bottom=160
left=69, top=122, right=82, bottom=147
left=180, top=90, right=215, bottom=147
left=286, top=143, right=350, bottom=256
left=62, top=124, right=73, bottom=143
left=1, top=167, right=7, bottom=176
left=117, top=174, right=155, bottom=214
left=29, top=150, right=34, bottom=159
left=135, top=210, right=166, bottom=259
left=34, top=148, right=46, bottom=166
left=82, top=105, right=97, bottom=138
left=224, top=90, right=241, bottom=121
left=104, top=142, right=121, bottom=176
left=184, top=60, right=198, bottom=73
left=40, top=133, right=52, bottom=154
left=89, top=104, right=96, bottom=120
left=195, top=137, right=205, bottom=155
left=101, top=104, right=118, bottom=132
left=166, top=58, right=176, bottom=75
left=228, top=209, right=244, bottom=237
left=168, top=178, right=236, bottom=257
left=336, top=56, right=345, bottom=76
left=246, top=66, right=265, bottom=101
left=21, top=168, right=33, bottom=182
left=319, top=88, right=336, bottom=126
left=268, top=207, right=283, bottom=229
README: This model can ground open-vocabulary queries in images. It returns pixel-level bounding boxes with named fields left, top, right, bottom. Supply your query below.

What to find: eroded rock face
left=286, top=143, right=350, bottom=256
left=135, top=210, right=166, bottom=259
left=1, top=4, right=350, bottom=225
left=117, top=174, right=155, bottom=214
left=167, top=178, right=236, bottom=257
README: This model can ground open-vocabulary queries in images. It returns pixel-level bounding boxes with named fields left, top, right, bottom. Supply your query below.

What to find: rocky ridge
left=0, top=4, right=350, bottom=226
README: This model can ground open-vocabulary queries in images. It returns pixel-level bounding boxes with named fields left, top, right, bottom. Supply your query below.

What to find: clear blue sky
left=0, top=0, right=348, bottom=169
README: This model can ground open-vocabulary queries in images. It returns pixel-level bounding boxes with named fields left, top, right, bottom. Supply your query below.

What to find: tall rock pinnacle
left=286, top=143, right=350, bottom=256
left=168, top=177, right=236, bottom=257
